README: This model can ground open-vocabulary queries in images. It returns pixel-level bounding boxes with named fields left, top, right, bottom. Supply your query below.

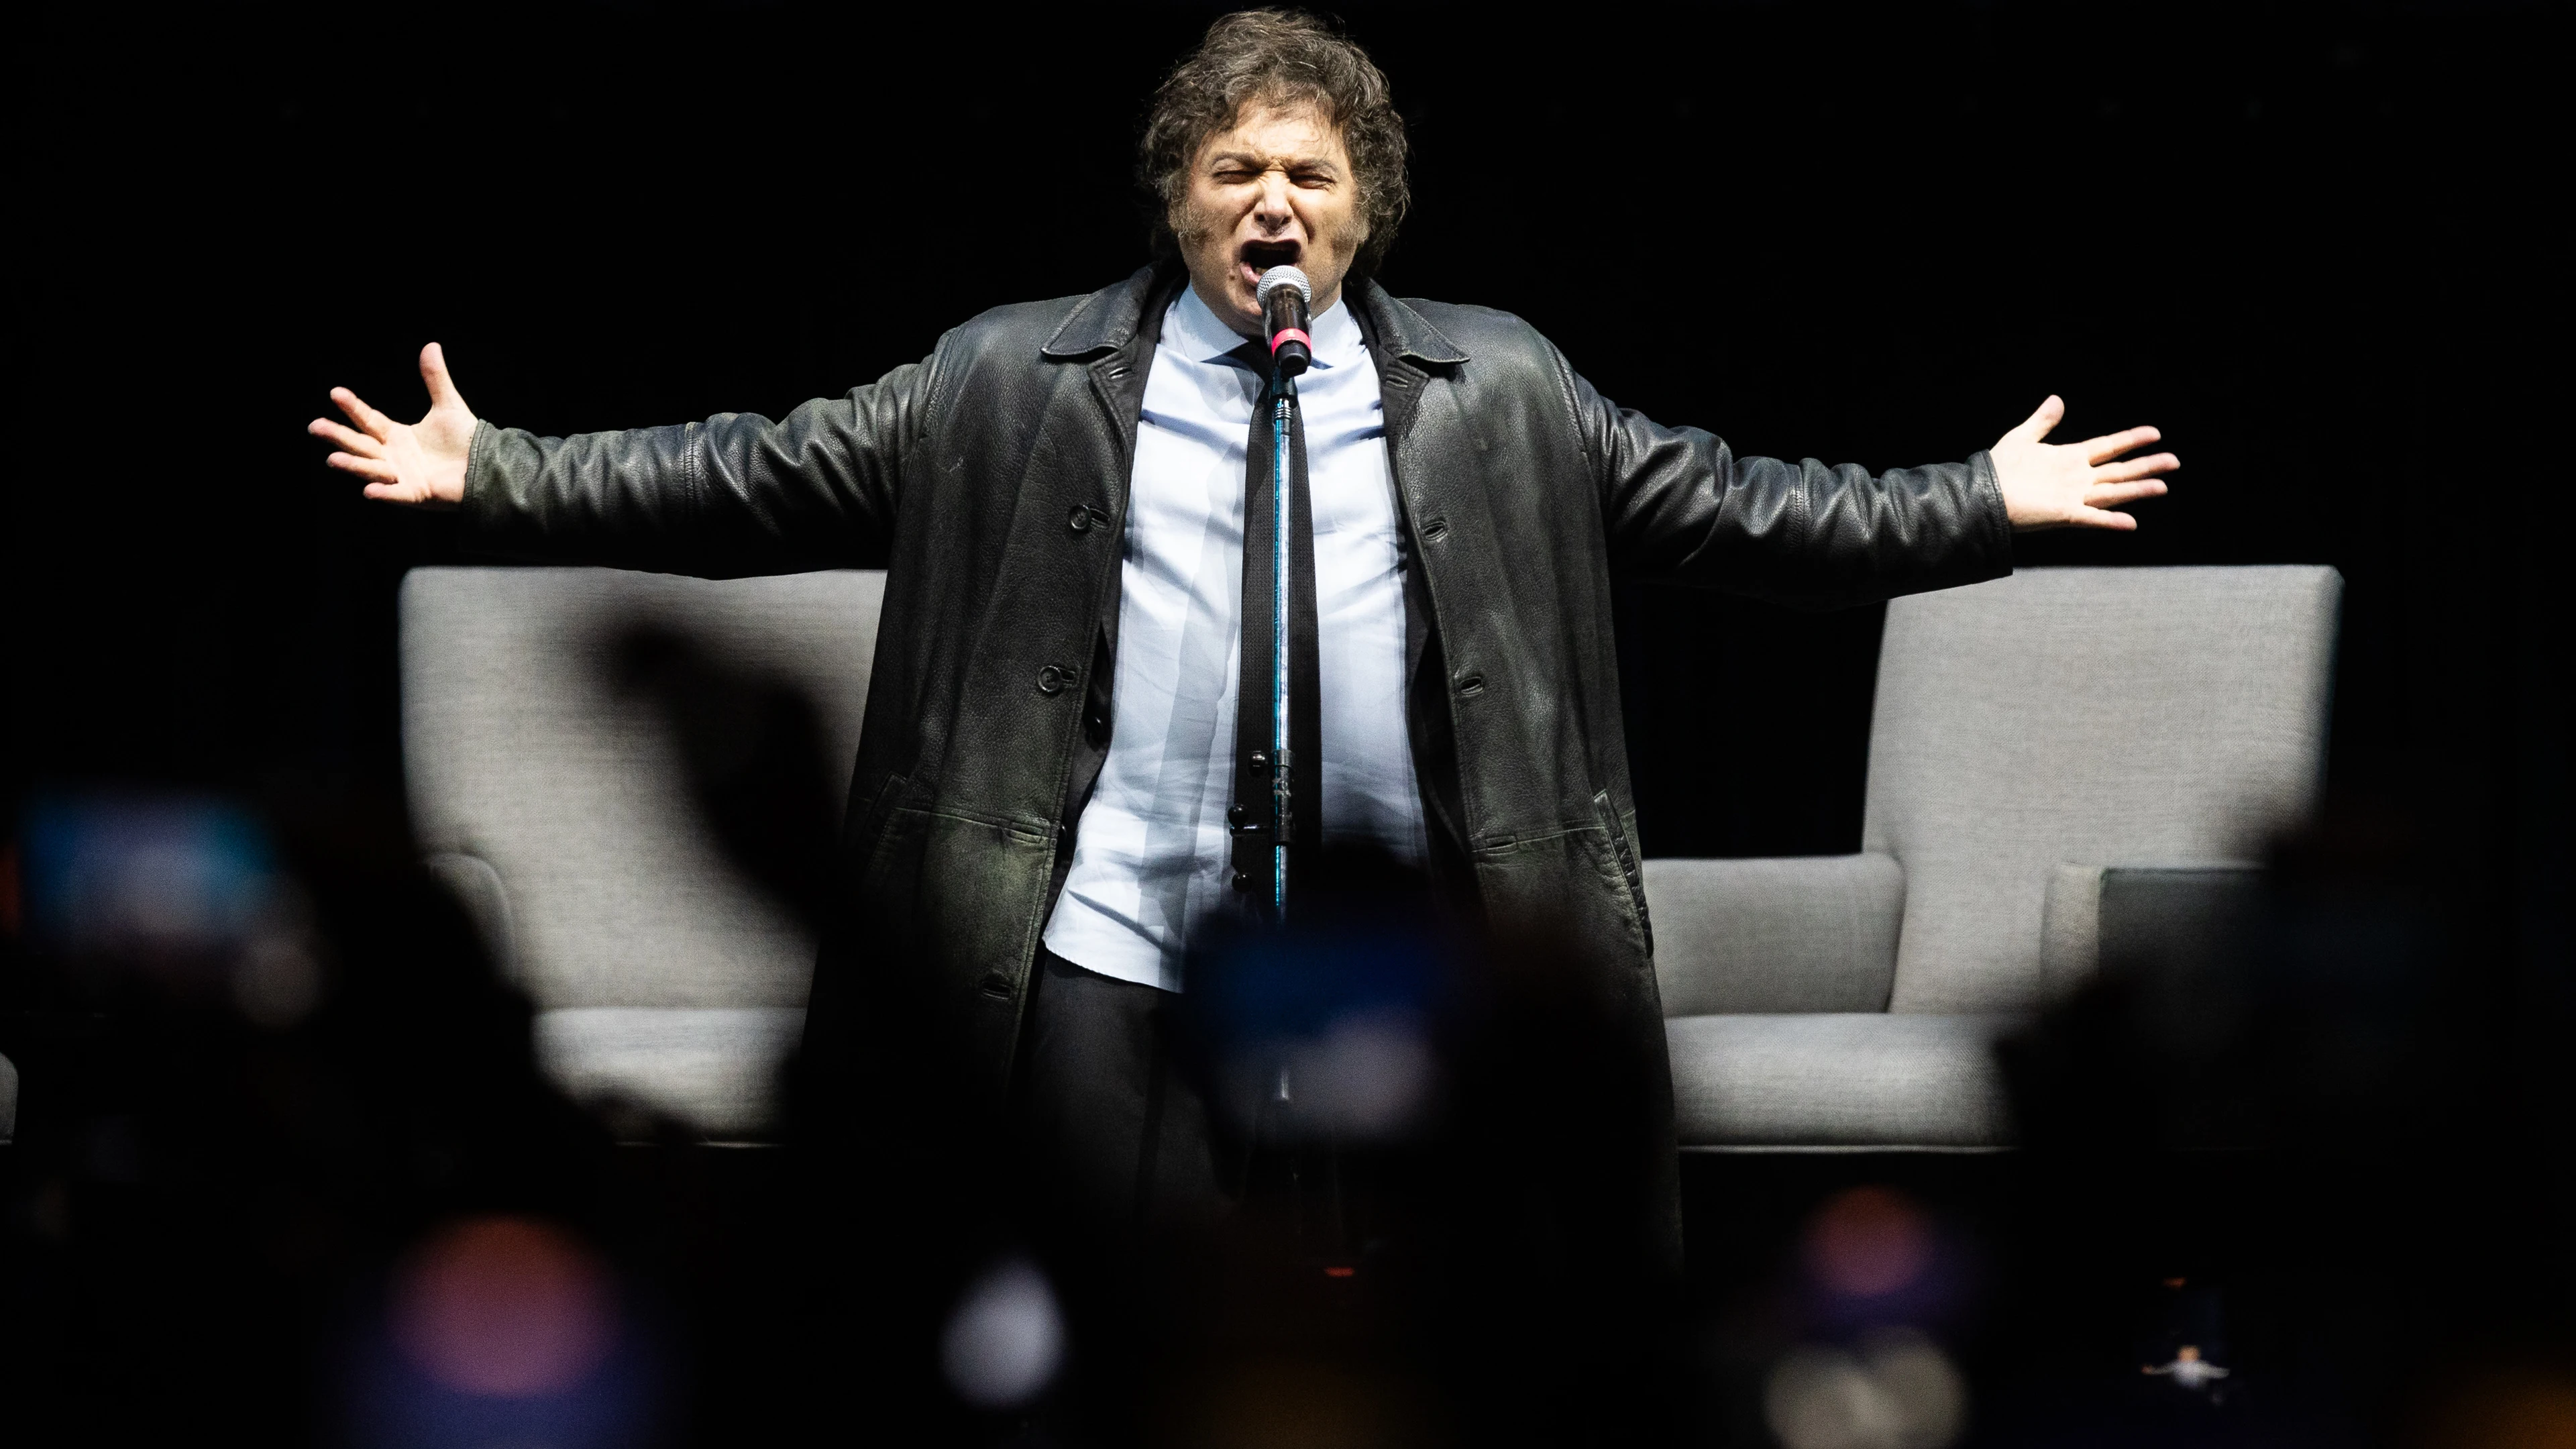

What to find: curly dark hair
left=1138, top=9, right=1411, bottom=278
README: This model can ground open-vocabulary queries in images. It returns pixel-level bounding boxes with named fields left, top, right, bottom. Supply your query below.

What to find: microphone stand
left=1254, top=292, right=1362, bottom=1283
left=1268, top=364, right=1355, bottom=1270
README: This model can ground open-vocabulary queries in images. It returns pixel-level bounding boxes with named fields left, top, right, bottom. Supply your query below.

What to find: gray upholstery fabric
left=1657, top=568, right=2337, bottom=1148
left=1865, top=566, right=2339, bottom=1013
left=400, top=567, right=886, bottom=1136
left=1644, top=854, right=1904, bottom=1014
left=2039, top=861, right=2265, bottom=999
left=425, top=850, right=520, bottom=979
left=533, top=1008, right=807, bottom=1142
left=1664, top=1014, right=2016, bottom=1148
left=2039, top=863, right=2106, bottom=1000
left=2098, top=866, right=2267, bottom=972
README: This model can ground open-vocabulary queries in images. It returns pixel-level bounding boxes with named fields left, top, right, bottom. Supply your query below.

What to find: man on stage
left=311, top=4, right=2172, bottom=1413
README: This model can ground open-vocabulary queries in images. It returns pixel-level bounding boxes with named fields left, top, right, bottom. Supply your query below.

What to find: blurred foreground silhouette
left=7, top=645, right=2569, bottom=1447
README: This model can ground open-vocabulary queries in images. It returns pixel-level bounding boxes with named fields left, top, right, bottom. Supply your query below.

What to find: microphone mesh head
left=1255, top=266, right=1312, bottom=309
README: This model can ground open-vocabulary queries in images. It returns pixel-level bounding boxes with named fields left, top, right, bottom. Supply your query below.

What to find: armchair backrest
left=1863, top=566, right=2341, bottom=1013
left=399, top=568, right=886, bottom=1013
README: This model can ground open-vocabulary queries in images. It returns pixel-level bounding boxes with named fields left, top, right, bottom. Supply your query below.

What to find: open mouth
left=1238, top=239, right=1303, bottom=287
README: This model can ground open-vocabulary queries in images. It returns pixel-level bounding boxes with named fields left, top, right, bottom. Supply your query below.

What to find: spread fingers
left=2010, top=394, right=2065, bottom=443
left=2094, top=451, right=2180, bottom=482
left=325, top=451, right=398, bottom=483
left=2070, top=506, right=2143, bottom=531
left=2082, top=425, right=2162, bottom=464
left=330, top=386, right=396, bottom=440
left=308, top=418, right=382, bottom=456
left=2086, top=478, right=2168, bottom=508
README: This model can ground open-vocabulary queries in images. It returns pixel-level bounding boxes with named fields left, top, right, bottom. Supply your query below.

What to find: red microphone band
left=1269, top=328, right=1311, bottom=356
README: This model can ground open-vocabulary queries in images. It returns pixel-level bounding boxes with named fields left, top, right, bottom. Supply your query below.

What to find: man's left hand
left=1990, top=395, right=2178, bottom=531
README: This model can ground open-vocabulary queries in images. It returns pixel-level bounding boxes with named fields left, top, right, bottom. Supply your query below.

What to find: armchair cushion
left=1665, top=1012, right=2017, bottom=1148
left=533, top=1007, right=806, bottom=1142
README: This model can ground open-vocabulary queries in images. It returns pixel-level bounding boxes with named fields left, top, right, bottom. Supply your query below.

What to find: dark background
left=11, top=1, right=2563, bottom=868
left=7, top=1, right=2569, bottom=1440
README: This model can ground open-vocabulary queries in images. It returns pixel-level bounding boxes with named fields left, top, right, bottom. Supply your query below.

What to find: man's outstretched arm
left=1582, top=362, right=2178, bottom=604
left=309, top=342, right=923, bottom=576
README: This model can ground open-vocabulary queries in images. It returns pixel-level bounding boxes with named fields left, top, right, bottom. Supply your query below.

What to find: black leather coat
left=462, top=264, right=2013, bottom=1260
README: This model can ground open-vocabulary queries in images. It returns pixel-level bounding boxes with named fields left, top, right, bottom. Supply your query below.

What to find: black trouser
left=1012, top=947, right=1234, bottom=1236
left=1002, top=950, right=1236, bottom=1443
left=1006, top=947, right=1679, bottom=1446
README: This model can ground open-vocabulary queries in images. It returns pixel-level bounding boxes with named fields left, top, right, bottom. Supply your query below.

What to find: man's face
left=1171, top=101, right=1368, bottom=337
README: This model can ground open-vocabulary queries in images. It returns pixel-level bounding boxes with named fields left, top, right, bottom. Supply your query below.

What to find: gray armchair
left=1648, top=566, right=2342, bottom=1150
left=401, top=563, right=2339, bottom=1155
left=400, top=568, right=885, bottom=1140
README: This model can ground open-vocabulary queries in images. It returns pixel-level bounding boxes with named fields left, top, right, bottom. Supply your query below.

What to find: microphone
left=1256, top=266, right=1312, bottom=378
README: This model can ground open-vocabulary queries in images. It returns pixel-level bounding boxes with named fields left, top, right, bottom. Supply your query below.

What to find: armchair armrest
left=1642, top=853, right=1905, bottom=1016
left=2041, top=863, right=2265, bottom=998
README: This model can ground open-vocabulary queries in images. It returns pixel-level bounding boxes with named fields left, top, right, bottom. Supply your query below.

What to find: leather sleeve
left=458, top=353, right=932, bottom=577
left=1569, top=360, right=2015, bottom=606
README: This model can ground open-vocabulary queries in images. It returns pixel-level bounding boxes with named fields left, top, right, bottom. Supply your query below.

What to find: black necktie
left=1227, top=346, right=1322, bottom=919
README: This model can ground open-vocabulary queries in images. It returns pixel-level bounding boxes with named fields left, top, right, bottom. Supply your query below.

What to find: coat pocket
left=1593, top=789, right=1654, bottom=961
left=848, top=771, right=912, bottom=857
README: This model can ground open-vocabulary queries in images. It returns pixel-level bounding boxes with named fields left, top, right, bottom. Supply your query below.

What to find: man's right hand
left=308, top=342, right=477, bottom=507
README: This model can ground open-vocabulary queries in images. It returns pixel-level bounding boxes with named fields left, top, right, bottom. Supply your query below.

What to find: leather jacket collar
left=1041, top=263, right=1470, bottom=368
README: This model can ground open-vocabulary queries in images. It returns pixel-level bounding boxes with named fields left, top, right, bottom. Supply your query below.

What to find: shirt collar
left=1166, top=281, right=1364, bottom=371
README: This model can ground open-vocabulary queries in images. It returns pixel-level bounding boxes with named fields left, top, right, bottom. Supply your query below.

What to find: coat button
left=1228, top=804, right=1249, bottom=827
left=1456, top=672, right=1486, bottom=696
left=1036, top=664, right=1076, bottom=696
left=1068, top=504, right=1107, bottom=534
left=1232, top=871, right=1252, bottom=892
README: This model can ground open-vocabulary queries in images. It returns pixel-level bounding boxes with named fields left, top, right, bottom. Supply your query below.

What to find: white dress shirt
left=1040, top=284, right=1429, bottom=991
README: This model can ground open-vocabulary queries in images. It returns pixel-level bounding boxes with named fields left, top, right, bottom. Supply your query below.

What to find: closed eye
left=1204, top=154, right=1342, bottom=187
